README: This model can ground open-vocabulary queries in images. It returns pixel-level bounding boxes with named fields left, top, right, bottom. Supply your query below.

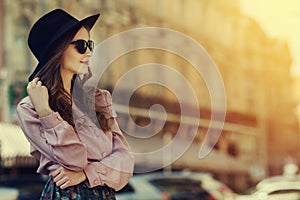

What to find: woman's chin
left=78, top=65, right=89, bottom=74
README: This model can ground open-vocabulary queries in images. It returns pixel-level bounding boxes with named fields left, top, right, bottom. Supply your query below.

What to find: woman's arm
left=50, top=118, right=134, bottom=191
left=17, top=98, right=88, bottom=171
left=17, top=78, right=88, bottom=170
left=83, top=89, right=134, bottom=191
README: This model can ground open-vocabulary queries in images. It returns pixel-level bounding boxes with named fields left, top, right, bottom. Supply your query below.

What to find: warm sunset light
left=239, top=0, right=300, bottom=75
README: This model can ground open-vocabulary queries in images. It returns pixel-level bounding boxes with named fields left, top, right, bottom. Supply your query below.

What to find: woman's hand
left=27, top=77, right=52, bottom=117
left=51, top=167, right=87, bottom=189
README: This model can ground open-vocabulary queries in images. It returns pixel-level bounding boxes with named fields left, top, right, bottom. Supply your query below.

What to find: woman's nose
left=85, top=49, right=92, bottom=56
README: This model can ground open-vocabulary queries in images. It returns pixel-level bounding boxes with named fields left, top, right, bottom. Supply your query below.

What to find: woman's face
left=61, top=27, right=91, bottom=78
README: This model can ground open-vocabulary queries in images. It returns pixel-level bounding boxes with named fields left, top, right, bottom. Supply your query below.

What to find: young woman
left=16, top=9, right=134, bottom=199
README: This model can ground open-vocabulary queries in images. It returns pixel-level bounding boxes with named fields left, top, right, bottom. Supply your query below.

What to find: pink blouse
left=16, top=89, right=134, bottom=191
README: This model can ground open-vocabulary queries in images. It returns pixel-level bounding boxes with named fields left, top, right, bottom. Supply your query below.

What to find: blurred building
left=98, top=0, right=295, bottom=180
left=0, top=0, right=298, bottom=191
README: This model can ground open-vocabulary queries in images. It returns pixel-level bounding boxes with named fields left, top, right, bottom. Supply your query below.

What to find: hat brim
left=78, top=13, right=100, bottom=31
left=28, top=62, right=44, bottom=82
left=28, top=13, right=100, bottom=82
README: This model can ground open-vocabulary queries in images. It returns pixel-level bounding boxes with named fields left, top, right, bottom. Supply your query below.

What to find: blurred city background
left=1, top=0, right=300, bottom=199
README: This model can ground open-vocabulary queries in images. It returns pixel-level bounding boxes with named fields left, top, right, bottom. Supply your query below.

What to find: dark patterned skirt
left=40, top=176, right=116, bottom=200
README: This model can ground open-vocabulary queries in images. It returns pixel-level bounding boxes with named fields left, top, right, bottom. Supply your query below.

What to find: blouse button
left=102, top=152, right=107, bottom=157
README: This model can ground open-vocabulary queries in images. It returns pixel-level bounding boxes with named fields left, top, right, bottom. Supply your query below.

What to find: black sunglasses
left=70, top=39, right=94, bottom=54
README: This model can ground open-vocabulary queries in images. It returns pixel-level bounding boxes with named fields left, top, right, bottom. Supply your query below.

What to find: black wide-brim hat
left=27, top=9, right=100, bottom=81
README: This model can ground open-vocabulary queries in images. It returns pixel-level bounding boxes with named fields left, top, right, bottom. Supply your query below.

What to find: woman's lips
left=80, top=61, right=89, bottom=65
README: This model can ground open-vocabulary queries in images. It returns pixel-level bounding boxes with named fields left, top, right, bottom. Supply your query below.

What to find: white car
left=236, top=174, right=300, bottom=200
left=116, top=171, right=235, bottom=200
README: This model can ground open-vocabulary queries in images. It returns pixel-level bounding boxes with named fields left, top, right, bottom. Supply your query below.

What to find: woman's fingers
left=51, top=167, right=63, bottom=183
left=27, top=77, right=41, bottom=90
left=55, top=176, right=69, bottom=187
left=37, top=81, right=42, bottom=86
left=51, top=167, right=86, bottom=189
left=52, top=173, right=62, bottom=182
left=60, top=180, right=71, bottom=189
left=52, top=167, right=70, bottom=189
left=30, top=77, right=40, bottom=85
left=51, top=167, right=62, bottom=179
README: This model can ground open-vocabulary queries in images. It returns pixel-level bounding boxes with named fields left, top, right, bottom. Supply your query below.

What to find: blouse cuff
left=84, top=162, right=107, bottom=188
left=39, top=112, right=64, bottom=129
left=95, top=89, right=117, bottom=119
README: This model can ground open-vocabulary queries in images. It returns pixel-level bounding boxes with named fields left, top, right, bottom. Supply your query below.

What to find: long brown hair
left=35, top=25, right=109, bottom=131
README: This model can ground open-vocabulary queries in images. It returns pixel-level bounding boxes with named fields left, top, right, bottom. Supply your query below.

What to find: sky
left=239, top=0, right=300, bottom=76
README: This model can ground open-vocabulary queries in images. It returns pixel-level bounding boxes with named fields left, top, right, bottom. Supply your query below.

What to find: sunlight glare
left=239, top=0, right=300, bottom=75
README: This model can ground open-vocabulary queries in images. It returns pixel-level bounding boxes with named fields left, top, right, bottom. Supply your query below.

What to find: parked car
left=116, top=170, right=235, bottom=200
left=236, top=174, right=300, bottom=200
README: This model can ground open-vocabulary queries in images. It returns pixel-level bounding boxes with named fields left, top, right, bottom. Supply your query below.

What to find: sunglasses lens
left=75, top=40, right=87, bottom=54
left=87, top=40, right=94, bottom=52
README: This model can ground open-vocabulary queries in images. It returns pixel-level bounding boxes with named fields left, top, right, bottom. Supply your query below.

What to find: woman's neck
left=61, top=73, right=73, bottom=95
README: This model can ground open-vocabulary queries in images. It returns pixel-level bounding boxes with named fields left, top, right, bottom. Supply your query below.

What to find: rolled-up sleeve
left=16, top=98, right=87, bottom=171
left=84, top=130, right=134, bottom=191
